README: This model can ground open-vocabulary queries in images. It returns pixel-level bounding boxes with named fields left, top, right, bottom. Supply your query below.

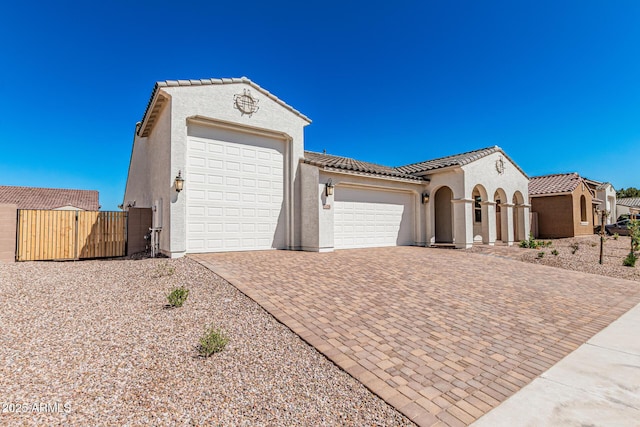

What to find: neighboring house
left=584, top=178, right=616, bottom=225
left=529, top=173, right=596, bottom=238
left=617, top=197, right=640, bottom=219
left=0, top=186, right=100, bottom=210
left=123, top=77, right=530, bottom=257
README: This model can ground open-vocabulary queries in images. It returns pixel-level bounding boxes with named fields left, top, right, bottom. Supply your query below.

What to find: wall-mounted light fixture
left=174, top=170, right=185, bottom=192
left=126, top=200, right=136, bottom=208
left=422, top=192, right=430, bottom=204
left=325, top=179, right=335, bottom=196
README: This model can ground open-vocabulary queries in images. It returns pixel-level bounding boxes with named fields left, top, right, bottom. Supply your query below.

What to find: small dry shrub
left=167, top=286, right=189, bottom=307
left=199, top=326, right=229, bottom=357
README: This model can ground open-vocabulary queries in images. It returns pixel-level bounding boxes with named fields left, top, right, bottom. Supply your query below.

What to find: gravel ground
left=467, top=234, right=640, bottom=282
left=0, top=257, right=414, bottom=426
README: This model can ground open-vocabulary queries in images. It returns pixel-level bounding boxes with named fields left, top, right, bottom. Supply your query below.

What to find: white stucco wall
left=123, top=99, right=173, bottom=254
left=160, top=82, right=309, bottom=256
left=461, top=152, right=529, bottom=205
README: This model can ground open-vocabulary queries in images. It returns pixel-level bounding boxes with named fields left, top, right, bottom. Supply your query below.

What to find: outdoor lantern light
left=174, top=170, right=185, bottom=192
left=422, top=192, right=430, bottom=204
left=325, top=179, right=335, bottom=196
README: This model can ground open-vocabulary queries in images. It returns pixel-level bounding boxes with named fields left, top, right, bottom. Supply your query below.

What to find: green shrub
left=154, top=261, right=175, bottom=278
left=551, top=249, right=559, bottom=256
left=613, top=233, right=619, bottom=240
left=623, top=252, right=637, bottom=267
left=520, top=233, right=543, bottom=249
left=537, top=251, right=545, bottom=259
left=630, top=219, right=640, bottom=252
left=167, top=286, right=189, bottom=307
left=199, top=326, right=229, bottom=357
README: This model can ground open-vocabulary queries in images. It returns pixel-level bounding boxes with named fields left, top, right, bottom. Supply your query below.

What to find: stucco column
left=515, top=203, right=530, bottom=241
left=452, top=198, right=474, bottom=249
left=481, top=201, right=497, bottom=245
left=501, top=203, right=515, bottom=246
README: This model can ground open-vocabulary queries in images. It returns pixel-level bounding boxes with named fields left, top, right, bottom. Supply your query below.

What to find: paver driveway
left=192, top=247, right=640, bottom=427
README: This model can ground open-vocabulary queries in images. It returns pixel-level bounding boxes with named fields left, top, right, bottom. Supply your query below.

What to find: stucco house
left=529, top=173, right=596, bottom=238
left=617, top=198, right=640, bottom=219
left=584, top=178, right=616, bottom=225
left=123, top=77, right=529, bottom=257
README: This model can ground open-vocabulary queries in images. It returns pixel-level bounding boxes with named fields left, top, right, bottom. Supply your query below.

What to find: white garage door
left=334, top=186, right=414, bottom=249
left=186, top=127, right=286, bottom=253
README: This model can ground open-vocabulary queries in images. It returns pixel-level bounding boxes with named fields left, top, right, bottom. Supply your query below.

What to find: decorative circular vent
left=234, top=89, right=259, bottom=117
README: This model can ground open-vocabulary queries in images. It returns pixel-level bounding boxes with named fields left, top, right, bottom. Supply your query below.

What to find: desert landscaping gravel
left=0, top=257, right=414, bottom=426
left=467, top=234, right=639, bottom=282
left=1, top=235, right=637, bottom=426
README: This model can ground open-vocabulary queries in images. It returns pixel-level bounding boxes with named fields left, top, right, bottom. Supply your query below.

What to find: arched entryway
left=472, top=185, right=488, bottom=242
left=434, top=186, right=453, bottom=243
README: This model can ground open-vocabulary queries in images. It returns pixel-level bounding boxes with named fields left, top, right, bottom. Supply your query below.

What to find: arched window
left=580, top=195, right=587, bottom=222
left=472, top=189, right=482, bottom=222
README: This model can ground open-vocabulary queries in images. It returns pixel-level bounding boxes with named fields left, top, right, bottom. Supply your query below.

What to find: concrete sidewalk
left=471, top=301, right=640, bottom=426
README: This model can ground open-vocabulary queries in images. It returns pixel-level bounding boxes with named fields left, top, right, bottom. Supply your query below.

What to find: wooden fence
left=16, top=210, right=127, bottom=261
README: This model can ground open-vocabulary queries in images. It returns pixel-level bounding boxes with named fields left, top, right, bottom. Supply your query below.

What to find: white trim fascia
left=186, top=115, right=292, bottom=141
left=412, top=165, right=462, bottom=177
left=138, top=89, right=170, bottom=137
left=335, top=181, right=422, bottom=195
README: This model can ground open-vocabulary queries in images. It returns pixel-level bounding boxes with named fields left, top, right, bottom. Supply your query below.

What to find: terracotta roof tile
left=618, top=197, right=640, bottom=207
left=0, top=186, right=99, bottom=210
left=528, top=173, right=583, bottom=196
left=395, top=146, right=527, bottom=176
left=303, top=151, right=425, bottom=181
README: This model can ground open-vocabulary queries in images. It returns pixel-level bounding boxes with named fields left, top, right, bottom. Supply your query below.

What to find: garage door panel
left=186, top=131, right=285, bottom=253
left=334, top=187, right=414, bottom=249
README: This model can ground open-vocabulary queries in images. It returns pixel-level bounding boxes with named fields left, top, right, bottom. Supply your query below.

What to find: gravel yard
left=0, top=257, right=413, bottom=426
left=467, top=234, right=640, bottom=282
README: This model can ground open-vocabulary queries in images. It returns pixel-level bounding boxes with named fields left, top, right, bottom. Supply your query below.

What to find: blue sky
left=1, top=1, right=639, bottom=210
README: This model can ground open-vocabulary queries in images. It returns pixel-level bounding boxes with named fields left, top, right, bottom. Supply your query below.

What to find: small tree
left=630, top=219, right=640, bottom=252
left=624, top=219, right=640, bottom=267
left=596, top=209, right=608, bottom=264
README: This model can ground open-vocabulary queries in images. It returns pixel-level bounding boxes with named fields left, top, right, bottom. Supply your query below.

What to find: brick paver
left=192, top=247, right=640, bottom=426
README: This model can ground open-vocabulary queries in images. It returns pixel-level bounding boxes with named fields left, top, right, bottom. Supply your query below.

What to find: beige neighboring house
left=123, top=77, right=530, bottom=257
left=0, top=185, right=100, bottom=211
left=617, top=197, right=640, bottom=219
left=529, top=173, right=596, bottom=238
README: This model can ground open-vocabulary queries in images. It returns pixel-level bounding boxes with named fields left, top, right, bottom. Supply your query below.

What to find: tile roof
left=528, top=173, right=584, bottom=196
left=395, top=146, right=526, bottom=176
left=138, top=77, right=311, bottom=137
left=303, top=151, right=425, bottom=181
left=583, top=178, right=613, bottom=191
left=0, top=186, right=99, bottom=210
left=618, top=197, right=640, bottom=207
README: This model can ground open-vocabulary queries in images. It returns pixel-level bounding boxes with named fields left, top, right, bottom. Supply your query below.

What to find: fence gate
left=16, top=210, right=127, bottom=261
